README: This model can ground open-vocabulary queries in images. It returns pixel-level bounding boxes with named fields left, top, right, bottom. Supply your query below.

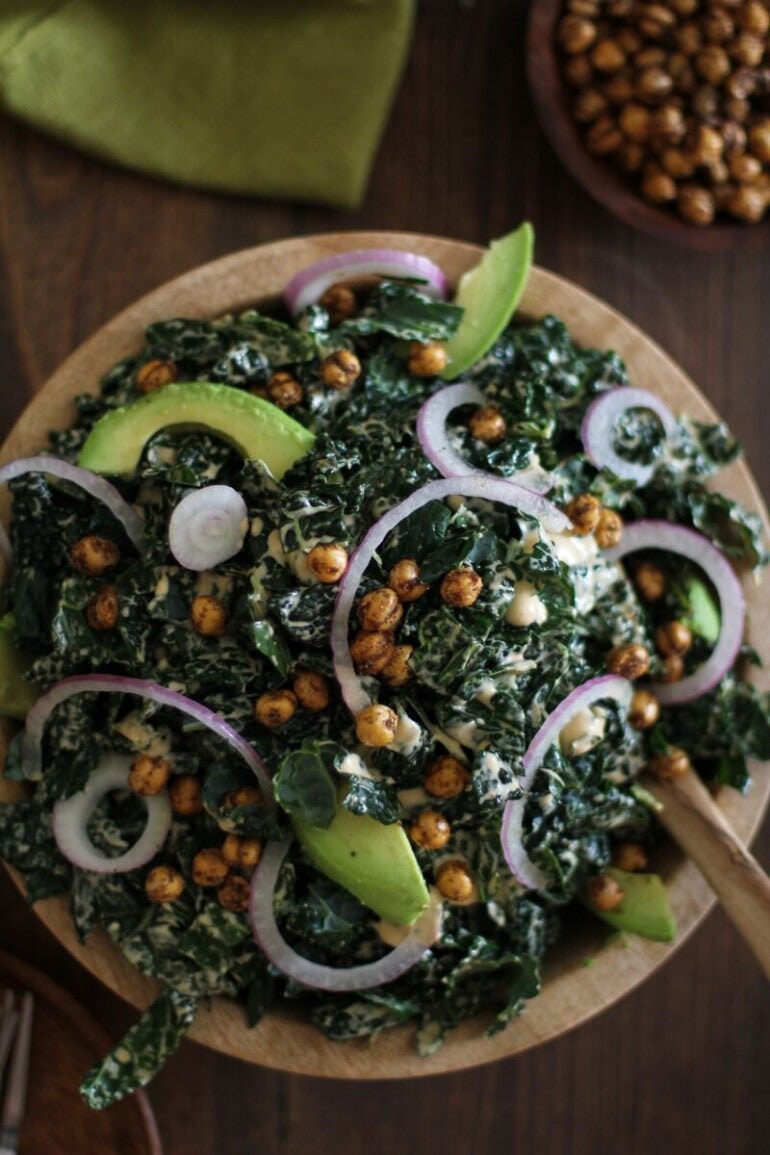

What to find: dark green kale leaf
left=341, top=282, right=463, bottom=342
left=273, top=741, right=342, bottom=827
left=0, top=796, right=72, bottom=902
left=341, top=775, right=400, bottom=824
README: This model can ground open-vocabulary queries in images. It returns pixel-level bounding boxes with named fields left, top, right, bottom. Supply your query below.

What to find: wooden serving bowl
left=1, top=233, right=769, bottom=1079
left=526, top=0, right=770, bottom=251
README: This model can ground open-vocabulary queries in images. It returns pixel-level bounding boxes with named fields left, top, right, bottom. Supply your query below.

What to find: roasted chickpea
left=629, top=688, right=660, bottom=730
left=585, top=872, right=625, bottom=911
left=748, top=121, right=770, bottom=164
left=586, top=114, right=624, bottom=156
left=730, top=32, right=765, bottom=68
left=435, top=859, right=475, bottom=903
left=565, top=493, right=601, bottom=535
left=619, top=102, right=651, bottom=143
left=223, top=785, right=263, bottom=811
left=594, top=508, right=623, bottom=549
left=633, top=560, right=667, bottom=601
left=320, top=349, right=361, bottom=390
left=357, top=587, right=403, bottom=631
left=635, top=65, right=673, bottom=102
left=611, top=841, right=649, bottom=872
left=564, top=53, right=593, bottom=88
left=319, top=283, right=358, bottom=324
left=221, top=833, right=262, bottom=870
left=591, top=38, right=626, bottom=73
left=128, top=754, right=172, bottom=797
left=388, top=558, right=429, bottom=602
left=136, top=359, right=177, bottom=393
left=189, top=594, right=228, bottom=637
left=169, top=774, right=203, bottom=815
left=558, top=14, right=598, bottom=55
left=254, top=688, right=297, bottom=729
left=655, top=620, right=693, bottom=657
left=648, top=746, right=692, bottom=780
left=191, top=848, right=230, bottom=888
left=728, top=152, right=763, bottom=184
left=440, top=567, right=483, bottom=609
left=424, top=755, right=471, bottom=799
left=737, top=1, right=770, bottom=37
left=307, top=542, right=348, bottom=583
left=468, top=406, right=507, bottom=442
left=70, top=535, right=120, bottom=576
left=606, top=642, right=651, bottom=680
left=145, top=864, right=185, bottom=904
left=727, top=184, right=767, bottom=222
left=217, top=874, right=251, bottom=914
left=574, top=87, right=609, bottom=123
left=678, top=184, right=716, bottom=226
left=640, top=166, right=677, bottom=203
left=349, top=630, right=395, bottom=676
left=380, top=644, right=414, bottom=688
left=657, top=652, right=685, bottom=683
left=267, top=370, right=303, bottom=409
left=292, top=667, right=330, bottom=712
left=694, top=45, right=731, bottom=85
left=409, top=809, right=451, bottom=851
left=355, top=703, right=399, bottom=747
left=407, top=341, right=448, bottom=378
left=86, top=585, right=120, bottom=631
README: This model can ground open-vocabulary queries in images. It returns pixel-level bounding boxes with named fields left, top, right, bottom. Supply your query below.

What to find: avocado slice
left=584, top=866, right=677, bottom=943
left=78, top=381, right=314, bottom=479
left=0, top=618, right=38, bottom=719
left=683, top=574, right=721, bottom=644
left=292, top=806, right=430, bottom=926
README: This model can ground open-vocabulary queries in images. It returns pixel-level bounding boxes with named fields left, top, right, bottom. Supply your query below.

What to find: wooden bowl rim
left=526, top=0, right=770, bottom=252
left=1, top=231, right=768, bottom=1079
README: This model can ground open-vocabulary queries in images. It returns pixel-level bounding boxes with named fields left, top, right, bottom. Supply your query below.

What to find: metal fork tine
left=0, top=992, right=33, bottom=1155
left=0, top=995, right=18, bottom=1083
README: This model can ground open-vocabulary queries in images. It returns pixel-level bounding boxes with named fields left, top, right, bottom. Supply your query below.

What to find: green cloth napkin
left=0, top=0, right=415, bottom=207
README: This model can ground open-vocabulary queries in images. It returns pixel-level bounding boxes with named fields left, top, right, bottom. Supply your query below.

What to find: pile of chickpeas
left=557, top=0, right=770, bottom=226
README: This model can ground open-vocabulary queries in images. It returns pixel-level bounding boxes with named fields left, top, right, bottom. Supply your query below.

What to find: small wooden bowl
left=1, top=233, right=769, bottom=1080
left=526, top=0, right=770, bottom=251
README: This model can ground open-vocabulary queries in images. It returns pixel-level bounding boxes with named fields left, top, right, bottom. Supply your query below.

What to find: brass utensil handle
left=646, top=770, right=770, bottom=980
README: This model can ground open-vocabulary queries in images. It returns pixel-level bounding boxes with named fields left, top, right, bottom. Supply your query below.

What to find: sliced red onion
left=604, top=520, right=745, bottom=705
left=501, top=675, right=633, bottom=891
left=331, top=476, right=570, bottom=715
left=0, top=455, right=146, bottom=559
left=580, top=387, right=677, bottom=486
left=168, top=485, right=248, bottom=571
left=249, top=837, right=442, bottom=991
left=22, top=673, right=273, bottom=800
left=283, top=249, right=449, bottom=315
left=52, top=751, right=172, bottom=874
left=416, top=382, right=552, bottom=494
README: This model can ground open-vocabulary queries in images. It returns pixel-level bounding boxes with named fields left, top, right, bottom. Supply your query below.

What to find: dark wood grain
left=0, top=2, right=768, bottom=1153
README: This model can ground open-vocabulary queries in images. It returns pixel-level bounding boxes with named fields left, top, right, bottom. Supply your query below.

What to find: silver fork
left=0, top=990, right=33, bottom=1155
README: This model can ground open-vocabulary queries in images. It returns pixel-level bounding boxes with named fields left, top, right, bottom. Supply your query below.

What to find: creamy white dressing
left=111, top=711, right=173, bottom=757
left=387, top=712, right=424, bottom=757
left=559, top=706, right=607, bottom=757
left=505, top=579, right=548, bottom=627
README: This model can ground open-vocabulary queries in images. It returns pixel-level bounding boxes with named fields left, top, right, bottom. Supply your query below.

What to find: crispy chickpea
left=267, top=370, right=303, bottom=409
left=594, top=508, right=623, bottom=549
left=424, top=755, right=471, bottom=799
left=688, top=123, right=724, bottom=166
left=169, top=774, right=203, bottom=815
left=586, top=115, right=624, bottom=156
left=319, top=283, right=358, bottom=324
left=619, top=102, right=651, bottom=143
left=145, top=864, right=185, bottom=904
left=223, top=785, right=263, bottom=810
left=703, top=7, right=735, bottom=43
left=320, top=349, right=361, bottom=390
left=585, top=872, right=625, bottom=911
left=349, top=630, right=395, bottom=676
left=640, top=166, right=677, bottom=203
left=618, top=141, right=646, bottom=172
left=727, top=185, right=767, bottom=223
left=650, top=103, right=686, bottom=145
left=728, top=152, right=763, bottom=184
left=254, top=688, right=297, bottom=729
left=629, top=688, right=660, bottom=730
left=606, top=642, right=651, bottom=680
left=648, top=746, right=692, bottom=780
left=737, top=1, right=770, bottom=37
left=660, top=146, right=696, bottom=180
left=655, top=620, right=693, bottom=657
left=748, top=121, right=770, bottom=164
left=307, top=542, right=348, bottom=583
left=136, top=358, right=177, bottom=393
left=574, top=87, right=609, bottom=123
left=357, top=587, right=403, bottom=631
left=440, top=567, right=483, bottom=609
left=409, top=809, right=451, bottom=851
left=292, top=667, right=330, bottom=712
left=191, top=848, right=230, bottom=888
left=558, top=14, right=598, bottom=55
left=657, top=652, right=685, bottom=683
left=217, top=874, right=251, bottom=914
left=407, top=341, right=448, bottom=378
left=70, top=535, right=120, bottom=576
left=635, top=65, right=674, bottom=102
left=633, top=560, right=666, bottom=601
left=564, top=53, right=593, bottom=88
left=388, top=558, right=429, bottom=602
left=730, top=32, right=765, bottom=68
left=565, top=493, right=602, bottom=535
left=695, top=45, right=731, bottom=85
left=435, top=859, right=475, bottom=903
left=591, top=38, right=626, bottom=74
left=86, top=585, right=120, bottom=631
left=190, top=594, right=228, bottom=637
left=603, top=70, right=635, bottom=105
left=355, top=703, right=399, bottom=747
left=380, top=644, right=414, bottom=688
left=612, top=841, right=649, bottom=872
left=678, top=184, right=716, bottom=226
left=128, top=754, right=172, bottom=797
left=221, top=833, right=262, bottom=870
left=468, top=406, right=507, bottom=442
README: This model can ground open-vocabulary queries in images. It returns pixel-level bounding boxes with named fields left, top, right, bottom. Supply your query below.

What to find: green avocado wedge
left=0, top=617, right=38, bottom=719
left=78, top=381, right=315, bottom=479
left=583, top=866, right=677, bottom=943
left=292, top=806, right=430, bottom=926
left=683, top=574, right=721, bottom=644
left=440, top=221, right=534, bottom=381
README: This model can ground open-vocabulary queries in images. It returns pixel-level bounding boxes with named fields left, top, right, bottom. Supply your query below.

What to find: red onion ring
left=52, top=751, right=172, bottom=874
left=283, top=249, right=450, bottom=315
left=0, top=455, right=146, bottom=562
left=331, top=476, right=571, bottom=715
left=580, top=387, right=677, bottom=486
left=416, top=382, right=552, bottom=493
left=168, top=484, right=248, bottom=571
left=501, top=675, right=633, bottom=890
left=22, top=673, right=273, bottom=800
left=249, top=837, right=442, bottom=991
left=603, top=520, right=745, bottom=705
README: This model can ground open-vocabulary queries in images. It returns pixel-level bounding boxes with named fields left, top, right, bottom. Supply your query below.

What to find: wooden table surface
left=0, top=2, right=768, bottom=1153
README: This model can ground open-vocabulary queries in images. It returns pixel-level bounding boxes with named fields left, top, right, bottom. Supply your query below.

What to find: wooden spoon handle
left=645, top=770, right=770, bottom=979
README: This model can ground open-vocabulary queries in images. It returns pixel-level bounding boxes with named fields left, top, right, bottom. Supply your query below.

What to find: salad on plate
left=0, top=226, right=768, bottom=1107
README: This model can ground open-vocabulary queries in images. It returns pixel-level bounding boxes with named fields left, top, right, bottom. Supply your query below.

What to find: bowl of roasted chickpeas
left=527, top=0, right=770, bottom=248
